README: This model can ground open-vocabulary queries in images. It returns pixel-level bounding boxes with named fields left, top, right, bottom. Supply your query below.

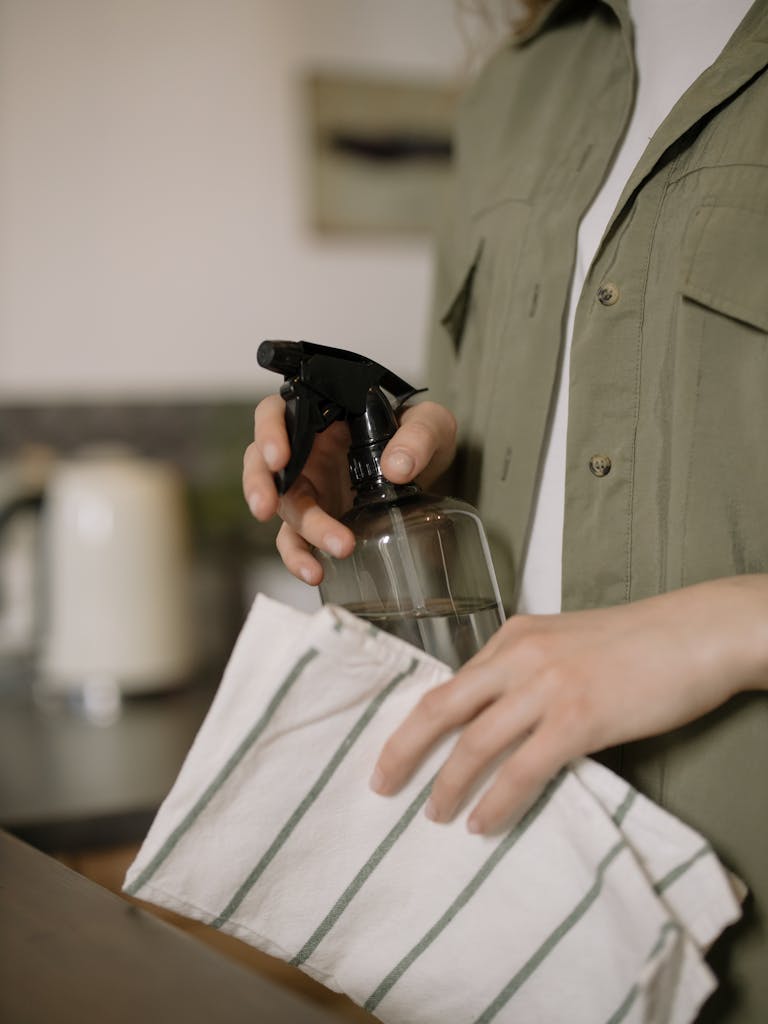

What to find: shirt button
left=597, top=282, right=620, bottom=306
left=589, top=454, right=612, bottom=477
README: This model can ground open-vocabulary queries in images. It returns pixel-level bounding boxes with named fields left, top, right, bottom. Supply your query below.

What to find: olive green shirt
left=428, top=1, right=768, bottom=1019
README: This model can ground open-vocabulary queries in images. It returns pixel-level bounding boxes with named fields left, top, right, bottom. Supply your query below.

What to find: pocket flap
left=440, top=240, right=484, bottom=354
left=682, top=205, right=768, bottom=333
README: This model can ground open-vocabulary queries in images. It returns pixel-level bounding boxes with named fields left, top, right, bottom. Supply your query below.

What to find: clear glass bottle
left=318, top=480, right=504, bottom=669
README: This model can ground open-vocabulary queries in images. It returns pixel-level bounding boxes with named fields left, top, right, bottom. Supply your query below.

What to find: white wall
left=0, top=0, right=469, bottom=400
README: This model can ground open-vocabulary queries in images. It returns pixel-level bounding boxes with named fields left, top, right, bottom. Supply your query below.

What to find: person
left=243, top=1, right=768, bottom=1018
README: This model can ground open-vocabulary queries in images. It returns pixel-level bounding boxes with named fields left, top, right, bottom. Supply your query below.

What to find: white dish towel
left=124, top=595, right=742, bottom=1024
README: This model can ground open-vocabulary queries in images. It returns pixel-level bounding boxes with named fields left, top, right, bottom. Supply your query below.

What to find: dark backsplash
left=1, top=400, right=252, bottom=483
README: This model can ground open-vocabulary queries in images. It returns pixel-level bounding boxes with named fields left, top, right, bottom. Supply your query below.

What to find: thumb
left=380, top=401, right=457, bottom=486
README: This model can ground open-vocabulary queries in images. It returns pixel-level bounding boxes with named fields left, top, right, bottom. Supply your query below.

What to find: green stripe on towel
left=125, top=646, right=319, bottom=897
left=291, top=775, right=436, bottom=967
left=602, top=920, right=682, bottom=1024
left=472, top=840, right=627, bottom=1024
left=654, top=843, right=711, bottom=894
left=611, top=787, right=637, bottom=827
left=603, top=845, right=713, bottom=1023
left=211, top=657, right=420, bottom=929
left=364, top=771, right=567, bottom=1014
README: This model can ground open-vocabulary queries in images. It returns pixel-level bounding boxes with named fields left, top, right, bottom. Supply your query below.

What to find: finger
left=370, top=666, right=501, bottom=796
left=425, top=689, right=543, bottom=823
left=243, top=395, right=291, bottom=519
left=460, top=626, right=507, bottom=669
left=275, top=522, right=323, bottom=585
left=278, top=474, right=355, bottom=558
left=380, top=402, right=457, bottom=485
left=466, top=725, right=569, bottom=835
left=253, top=394, right=292, bottom=471
left=243, top=441, right=279, bottom=521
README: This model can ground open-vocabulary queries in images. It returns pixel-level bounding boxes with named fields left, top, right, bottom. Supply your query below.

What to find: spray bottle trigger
left=276, top=384, right=344, bottom=495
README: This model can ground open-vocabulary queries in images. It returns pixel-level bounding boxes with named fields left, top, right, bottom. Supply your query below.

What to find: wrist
left=703, top=575, right=768, bottom=696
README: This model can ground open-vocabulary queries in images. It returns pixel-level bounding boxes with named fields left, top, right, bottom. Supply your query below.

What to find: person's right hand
left=242, top=397, right=458, bottom=585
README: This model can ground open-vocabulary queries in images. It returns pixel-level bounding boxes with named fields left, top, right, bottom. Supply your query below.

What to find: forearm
left=669, top=574, right=768, bottom=698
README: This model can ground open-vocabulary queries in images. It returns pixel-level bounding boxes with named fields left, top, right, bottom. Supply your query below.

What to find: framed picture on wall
left=305, top=72, right=458, bottom=235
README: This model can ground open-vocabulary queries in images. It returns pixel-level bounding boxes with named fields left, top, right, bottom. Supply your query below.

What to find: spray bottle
left=257, top=340, right=504, bottom=669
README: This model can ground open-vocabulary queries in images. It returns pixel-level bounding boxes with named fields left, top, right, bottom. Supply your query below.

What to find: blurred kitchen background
left=0, top=0, right=516, bottom=1018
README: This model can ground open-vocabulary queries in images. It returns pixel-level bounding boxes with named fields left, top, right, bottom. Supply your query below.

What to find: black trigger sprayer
left=257, top=339, right=504, bottom=668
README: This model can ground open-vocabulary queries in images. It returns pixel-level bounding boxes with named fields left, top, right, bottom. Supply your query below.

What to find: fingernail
left=323, top=534, right=345, bottom=558
left=264, top=442, right=280, bottom=470
left=424, top=798, right=439, bottom=822
left=370, top=767, right=386, bottom=793
left=467, top=814, right=482, bottom=834
left=248, top=492, right=263, bottom=517
left=387, top=449, right=415, bottom=478
left=300, top=566, right=315, bottom=585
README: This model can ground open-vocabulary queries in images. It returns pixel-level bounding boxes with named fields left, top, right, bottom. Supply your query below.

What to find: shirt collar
left=513, top=0, right=630, bottom=45
left=515, top=0, right=768, bottom=47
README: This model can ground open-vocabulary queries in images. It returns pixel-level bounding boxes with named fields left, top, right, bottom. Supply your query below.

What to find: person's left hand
left=369, top=575, right=768, bottom=834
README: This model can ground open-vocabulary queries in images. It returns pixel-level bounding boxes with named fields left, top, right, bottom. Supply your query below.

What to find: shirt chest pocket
left=681, top=204, right=768, bottom=335
left=437, top=200, right=532, bottom=439
left=437, top=240, right=490, bottom=448
left=671, top=204, right=768, bottom=586
left=441, top=241, right=485, bottom=358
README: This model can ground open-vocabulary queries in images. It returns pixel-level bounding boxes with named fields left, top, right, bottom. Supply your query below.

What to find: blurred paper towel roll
left=40, top=447, right=195, bottom=695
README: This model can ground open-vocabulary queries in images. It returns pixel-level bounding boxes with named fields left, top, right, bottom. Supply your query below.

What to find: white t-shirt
left=516, top=0, right=755, bottom=614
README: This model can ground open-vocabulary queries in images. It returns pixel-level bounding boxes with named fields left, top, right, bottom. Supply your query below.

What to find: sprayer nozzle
left=257, top=340, right=303, bottom=377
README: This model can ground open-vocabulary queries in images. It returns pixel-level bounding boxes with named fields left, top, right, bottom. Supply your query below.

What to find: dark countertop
left=0, top=829, right=340, bottom=1024
left=0, top=666, right=217, bottom=851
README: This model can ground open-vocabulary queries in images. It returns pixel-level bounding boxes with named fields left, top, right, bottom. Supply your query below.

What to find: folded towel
left=124, top=596, right=742, bottom=1024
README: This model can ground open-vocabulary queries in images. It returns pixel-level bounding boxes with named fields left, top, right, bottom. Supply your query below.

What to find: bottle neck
left=351, top=463, right=421, bottom=508
left=347, top=386, right=420, bottom=505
